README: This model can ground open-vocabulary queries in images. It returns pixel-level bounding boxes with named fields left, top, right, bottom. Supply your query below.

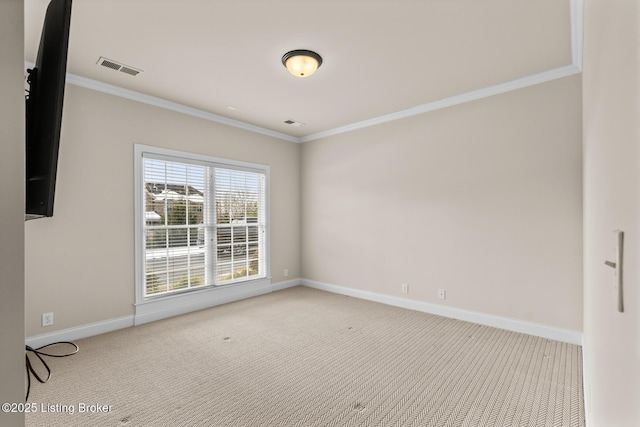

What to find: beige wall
left=23, top=29, right=583, bottom=390
left=25, top=85, right=301, bottom=337
left=301, top=75, right=583, bottom=331
left=16, top=1, right=640, bottom=423
left=0, top=0, right=25, bottom=425
left=583, top=0, right=640, bottom=424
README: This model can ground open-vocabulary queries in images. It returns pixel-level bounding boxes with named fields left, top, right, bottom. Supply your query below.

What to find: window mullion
left=205, top=167, right=216, bottom=286
left=162, top=165, right=170, bottom=293
left=185, top=165, right=191, bottom=288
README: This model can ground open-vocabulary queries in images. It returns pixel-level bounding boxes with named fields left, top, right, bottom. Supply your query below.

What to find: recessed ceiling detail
left=96, top=56, right=142, bottom=77
left=23, top=0, right=582, bottom=143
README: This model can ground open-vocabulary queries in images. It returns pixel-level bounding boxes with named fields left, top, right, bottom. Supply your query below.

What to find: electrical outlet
left=438, top=289, right=446, bottom=300
left=401, top=283, right=409, bottom=294
left=42, top=312, right=54, bottom=327
left=284, top=269, right=289, bottom=277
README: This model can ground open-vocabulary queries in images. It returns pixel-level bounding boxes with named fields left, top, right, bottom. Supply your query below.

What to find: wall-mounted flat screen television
left=25, top=0, right=72, bottom=220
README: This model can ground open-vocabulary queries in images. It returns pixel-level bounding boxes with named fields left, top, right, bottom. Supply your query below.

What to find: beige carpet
left=25, top=286, right=585, bottom=427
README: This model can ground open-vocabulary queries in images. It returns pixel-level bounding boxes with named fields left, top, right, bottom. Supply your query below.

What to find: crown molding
left=301, top=0, right=583, bottom=143
left=25, top=1, right=583, bottom=145
left=67, top=72, right=301, bottom=143
left=300, top=64, right=581, bottom=143
left=25, top=61, right=299, bottom=143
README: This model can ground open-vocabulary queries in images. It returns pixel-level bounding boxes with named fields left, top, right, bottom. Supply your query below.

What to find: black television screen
left=25, top=0, right=72, bottom=220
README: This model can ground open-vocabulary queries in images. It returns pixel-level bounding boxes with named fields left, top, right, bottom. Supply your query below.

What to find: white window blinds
left=141, top=153, right=267, bottom=298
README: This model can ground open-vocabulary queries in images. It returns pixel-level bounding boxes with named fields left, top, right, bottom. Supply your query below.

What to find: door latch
left=604, top=230, right=624, bottom=313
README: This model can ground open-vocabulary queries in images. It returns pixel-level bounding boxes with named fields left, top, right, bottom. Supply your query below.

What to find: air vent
left=97, top=57, right=142, bottom=76
left=284, top=119, right=305, bottom=127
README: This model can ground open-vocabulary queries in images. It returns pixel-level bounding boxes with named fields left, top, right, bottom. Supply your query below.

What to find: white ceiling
left=24, top=0, right=579, bottom=142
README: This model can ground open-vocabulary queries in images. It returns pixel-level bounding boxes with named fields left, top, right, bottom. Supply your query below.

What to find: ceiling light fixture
left=281, top=49, right=323, bottom=78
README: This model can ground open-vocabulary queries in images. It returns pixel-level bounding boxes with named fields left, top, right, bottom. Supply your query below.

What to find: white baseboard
left=134, top=278, right=273, bottom=326
left=26, top=278, right=580, bottom=348
left=272, top=278, right=302, bottom=291
left=26, top=279, right=302, bottom=347
left=301, top=279, right=583, bottom=345
left=25, top=315, right=134, bottom=349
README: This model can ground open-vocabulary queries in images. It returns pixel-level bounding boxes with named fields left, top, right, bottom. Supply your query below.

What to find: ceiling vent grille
left=97, top=57, right=142, bottom=76
left=284, top=119, right=305, bottom=127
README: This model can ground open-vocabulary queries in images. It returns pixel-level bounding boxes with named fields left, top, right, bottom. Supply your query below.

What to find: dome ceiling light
left=281, top=49, right=323, bottom=78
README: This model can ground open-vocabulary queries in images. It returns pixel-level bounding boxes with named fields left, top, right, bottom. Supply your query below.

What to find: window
left=135, top=145, right=268, bottom=302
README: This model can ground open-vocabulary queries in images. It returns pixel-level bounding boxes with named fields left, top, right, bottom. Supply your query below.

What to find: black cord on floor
left=25, top=342, right=79, bottom=401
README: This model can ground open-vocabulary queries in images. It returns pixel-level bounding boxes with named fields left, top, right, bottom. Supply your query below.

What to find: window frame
left=134, top=144, right=271, bottom=324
